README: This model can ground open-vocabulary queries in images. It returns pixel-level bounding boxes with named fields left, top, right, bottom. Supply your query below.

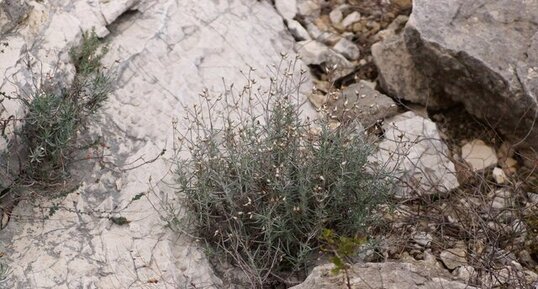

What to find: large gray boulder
left=372, top=16, right=451, bottom=109
left=405, top=0, right=538, bottom=157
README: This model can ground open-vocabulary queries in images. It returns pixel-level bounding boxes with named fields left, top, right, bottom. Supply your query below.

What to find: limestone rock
left=100, top=0, right=139, bottom=25
left=329, top=8, right=343, bottom=25
left=304, top=22, right=322, bottom=39
left=0, top=35, right=26, bottom=147
left=331, top=81, right=398, bottom=127
left=275, top=0, right=297, bottom=20
left=297, top=40, right=353, bottom=78
left=492, top=167, right=507, bottom=184
left=0, top=0, right=30, bottom=35
left=370, top=111, right=459, bottom=197
left=332, top=38, right=359, bottom=60
left=491, top=189, right=512, bottom=210
left=413, top=232, right=433, bottom=248
left=290, top=262, right=477, bottom=289
left=491, top=197, right=506, bottom=210
left=453, top=265, right=476, bottom=283
left=0, top=0, right=314, bottom=288
left=287, top=20, right=311, bottom=41
left=405, top=0, right=538, bottom=157
left=480, top=265, right=535, bottom=288
left=304, top=21, right=341, bottom=46
left=296, top=0, right=321, bottom=18
left=372, top=16, right=450, bottom=108
left=0, top=0, right=138, bottom=153
left=461, top=139, right=497, bottom=171
left=440, top=248, right=468, bottom=270
left=341, top=11, right=360, bottom=28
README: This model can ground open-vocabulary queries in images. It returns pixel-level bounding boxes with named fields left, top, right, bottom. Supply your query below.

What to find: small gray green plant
left=18, top=29, right=111, bottom=183
left=172, top=57, right=392, bottom=288
left=0, top=31, right=110, bottom=283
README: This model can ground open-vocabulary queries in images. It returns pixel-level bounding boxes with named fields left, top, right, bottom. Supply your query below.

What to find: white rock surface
left=332, top=38, right=359, bottom=60
left=461, top=139, right=498, bottom=171
left=275, top=0, right=297, bottom=20
left=370, top=111, right=459, bottom=197
left=304, top=23, right=341, bottom=47
left=492, top=167, right=507, bottom=184
left=0, top=0, right=314, bottom=288
left=341, top=11, right=361, bottom=28
left=288, top=19, right=311, bottom=41
left=100, top=0, right=139, bottom=25
left=296, top=0, right=321, bottom=18
left=296, top=40, right=353, bottom=78
left=329, top=8, right=343, bottom=25
left=290, top=261, right=477, bottom=289
left=440, top=248, right=468, bottom=270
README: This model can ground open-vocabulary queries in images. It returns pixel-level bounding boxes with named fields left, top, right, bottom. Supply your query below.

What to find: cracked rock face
left=0, top=0, right=311, bottom=288
left=290, top=262, right=476, bottom=289
left=405, top=0, right=538, bottom=157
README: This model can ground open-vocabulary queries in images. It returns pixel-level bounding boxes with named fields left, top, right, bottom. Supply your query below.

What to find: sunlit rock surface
left=0, top=0, right=311, bottom=288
